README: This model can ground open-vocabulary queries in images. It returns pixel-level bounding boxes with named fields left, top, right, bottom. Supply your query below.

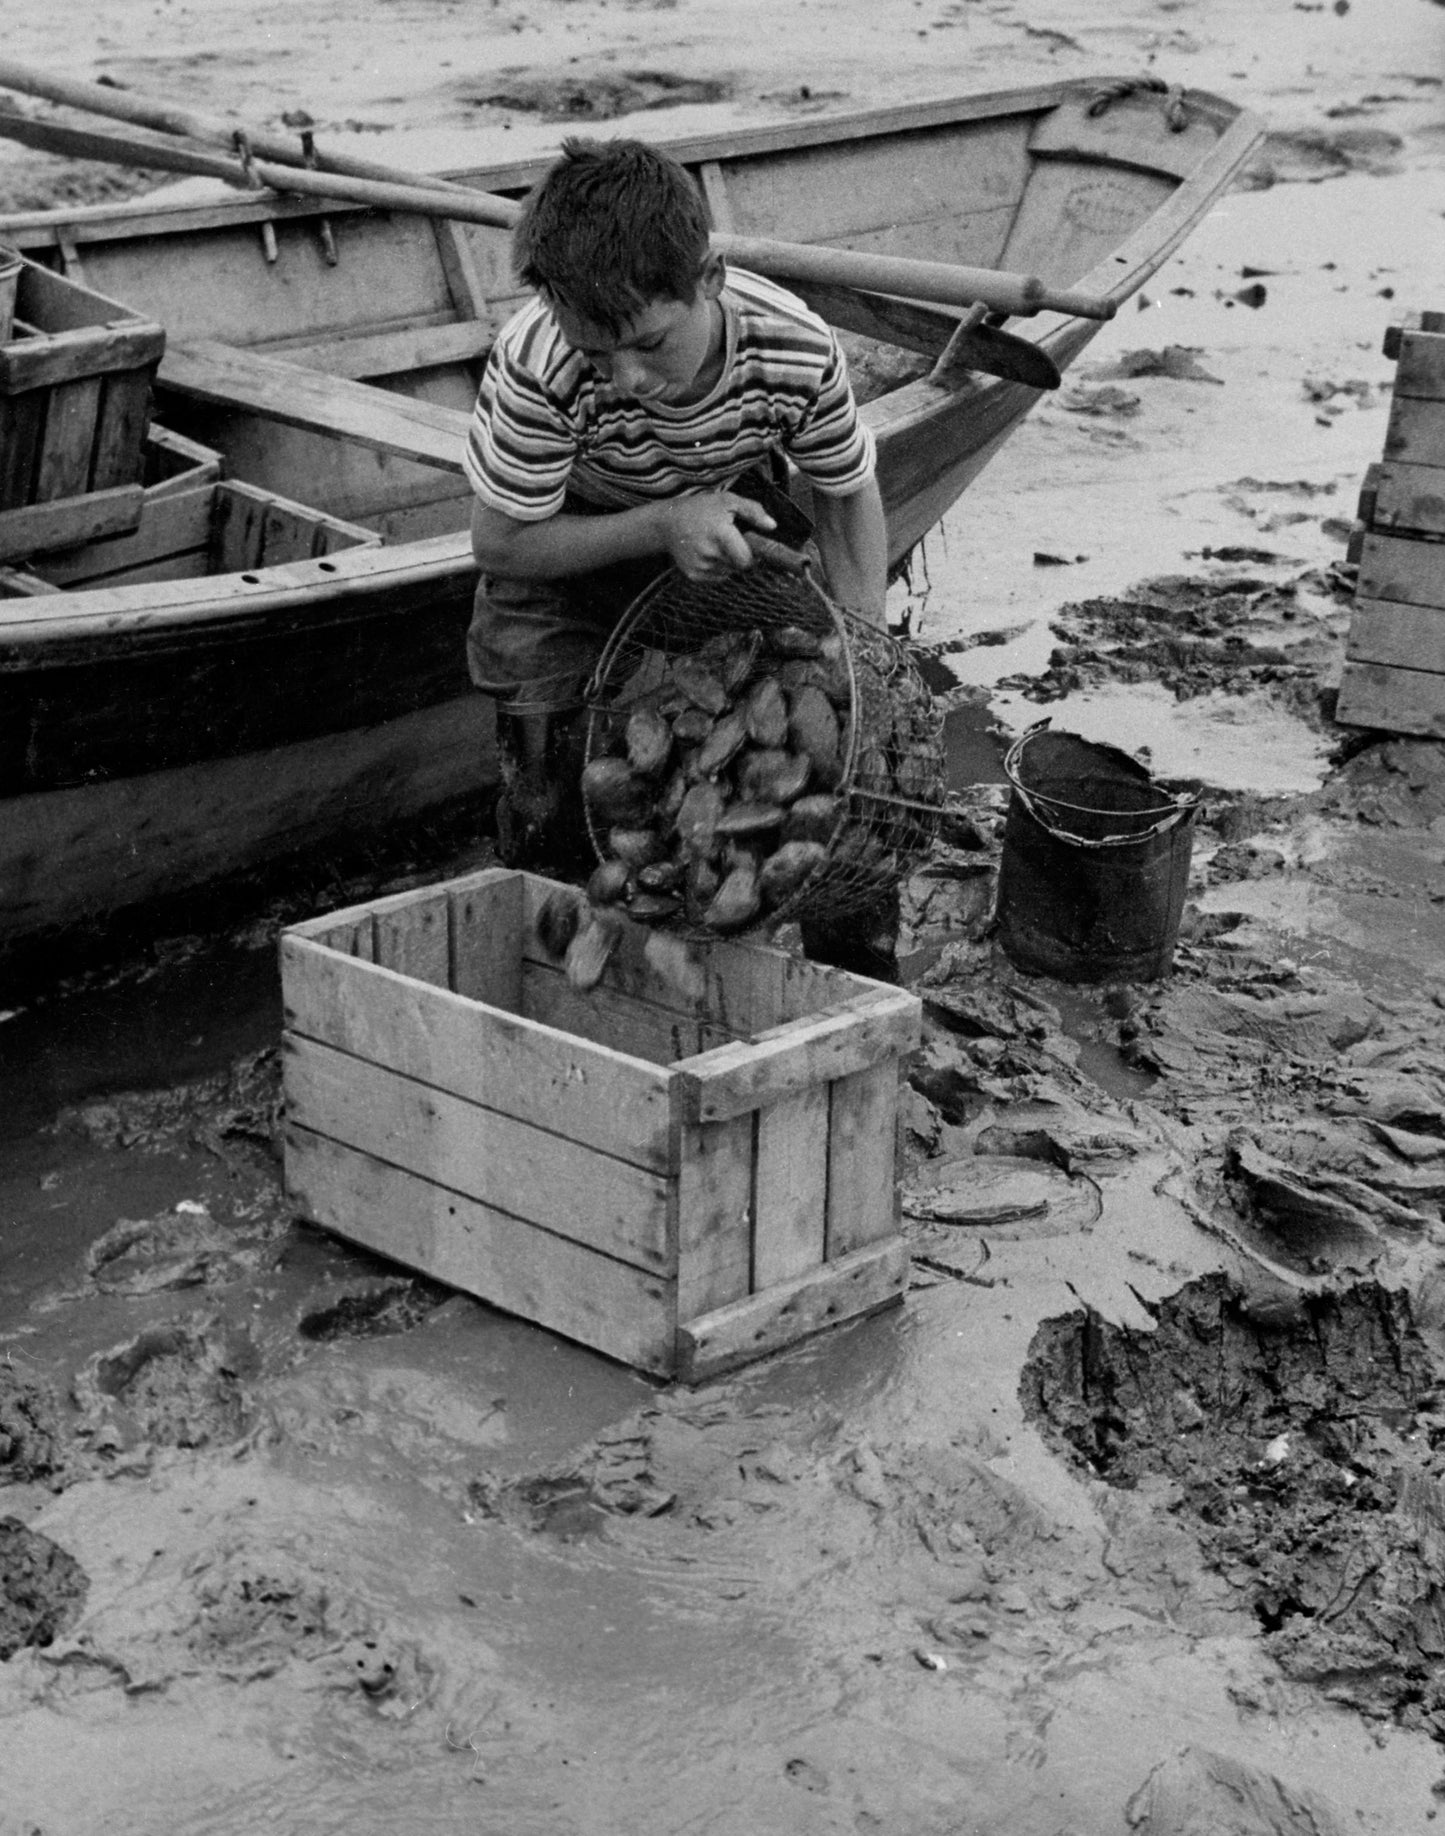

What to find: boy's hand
left=658, top=492, right=776, bottom=581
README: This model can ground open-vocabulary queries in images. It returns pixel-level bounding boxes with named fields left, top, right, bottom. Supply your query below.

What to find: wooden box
left=0, top=254, right=166, bottom=562
left=280, top=868, right=919, bottom=1380
left=1337, top=311, right=1445, bottom=737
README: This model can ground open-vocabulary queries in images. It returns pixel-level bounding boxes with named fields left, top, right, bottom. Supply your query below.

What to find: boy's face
left=550, top=255, right=726, bottom=405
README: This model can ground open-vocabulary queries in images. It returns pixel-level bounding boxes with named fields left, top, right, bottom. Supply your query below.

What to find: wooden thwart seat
left=159, top=338, right=471, bottom=474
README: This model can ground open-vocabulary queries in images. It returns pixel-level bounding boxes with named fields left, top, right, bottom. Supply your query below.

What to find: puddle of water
left=989, top=681, right=1332, bottom=795
left=0, top=944, right=281, bottom=1142
left=942, top=699, right=1009, bottom=789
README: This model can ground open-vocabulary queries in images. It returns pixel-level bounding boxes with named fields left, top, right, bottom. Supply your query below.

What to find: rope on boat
left=1086, top=76, right=1190, bottom=133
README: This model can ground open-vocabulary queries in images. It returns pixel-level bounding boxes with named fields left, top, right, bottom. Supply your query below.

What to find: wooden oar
left=0, top=61, right=1115, bottom=323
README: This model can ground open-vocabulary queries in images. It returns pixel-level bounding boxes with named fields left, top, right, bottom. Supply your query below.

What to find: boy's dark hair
left=512, top=138, right=713, bottom=337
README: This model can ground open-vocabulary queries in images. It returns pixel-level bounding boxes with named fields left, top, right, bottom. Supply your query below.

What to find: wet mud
left=4, top=0, right=1445, bottom=1829
left=1023, top=1276, right=1445, bottom=1739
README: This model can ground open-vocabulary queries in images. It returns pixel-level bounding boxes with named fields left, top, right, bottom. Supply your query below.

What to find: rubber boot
left=493, top=707, right=593, bottom=878
left=799, top=885, right=901, bottom=985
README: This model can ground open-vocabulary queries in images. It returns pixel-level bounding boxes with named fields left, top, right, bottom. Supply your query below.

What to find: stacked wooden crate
left=0, top=252, right=166, bottom=564
left=1337, top=311, right=1445, bottom=737
left=281, top=868, right=919, bottom=1381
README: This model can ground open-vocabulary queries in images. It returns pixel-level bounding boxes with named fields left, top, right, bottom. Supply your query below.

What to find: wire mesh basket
left=580, top=558, right=945, bottom=935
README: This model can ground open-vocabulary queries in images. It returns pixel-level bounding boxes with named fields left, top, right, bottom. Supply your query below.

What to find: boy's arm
left=471, top=492, right=779, bottom=582
left=810, top=477, right=889, bottom=628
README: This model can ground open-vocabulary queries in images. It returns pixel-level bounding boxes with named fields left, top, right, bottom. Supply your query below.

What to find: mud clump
left=0, top=1366, right=67, bottom=1487
left=468, top=70, right=731, bottom=120
left=1023, top=1274, right=1445, bottom=1736
left=999, top=571, right=1341, bottom=711
left=0, top=1517, right=88, bottom=1658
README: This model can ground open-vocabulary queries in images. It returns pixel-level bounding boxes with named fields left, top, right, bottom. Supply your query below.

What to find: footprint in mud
left=73, top=1321, right=256, bottom=1453
left=86, top=1202, right=267, bottom=1295
left=784, top=1756, right=831, bottom=1794
left=297, top=1275, right=449, bottom=1343
left=0, top=1517, right=88, bottom=1658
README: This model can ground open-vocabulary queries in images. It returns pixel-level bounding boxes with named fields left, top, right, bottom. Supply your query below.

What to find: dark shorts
left=466, top=463, right=804, bottom=716
left=466, top=541, right=666, bottom=717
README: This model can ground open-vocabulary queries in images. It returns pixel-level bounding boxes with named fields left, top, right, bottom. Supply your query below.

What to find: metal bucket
left=994, top=723, right=1198, bottom=983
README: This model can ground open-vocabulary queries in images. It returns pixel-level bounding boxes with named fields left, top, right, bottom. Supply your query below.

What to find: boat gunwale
left=0, top=78, right=1247, bottom=246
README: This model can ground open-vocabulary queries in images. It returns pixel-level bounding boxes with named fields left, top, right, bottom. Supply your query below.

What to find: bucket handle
left=1004, top=724, right=1198, bottom=851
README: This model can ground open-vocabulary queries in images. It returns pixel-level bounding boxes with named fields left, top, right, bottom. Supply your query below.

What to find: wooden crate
left=280, top=868, right=920, bottom=1380
left=1337, top=311, right=1445, bottom=737
left=33, top=455, right=380, bottom=591
left=0, top=255, right=166, bottom=562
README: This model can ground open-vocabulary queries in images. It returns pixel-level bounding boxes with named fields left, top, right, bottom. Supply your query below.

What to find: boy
left=464, top=136, right=888, bottom=861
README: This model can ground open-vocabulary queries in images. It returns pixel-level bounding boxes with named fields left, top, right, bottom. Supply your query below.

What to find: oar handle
left=743, top=533, right=811, bottom=575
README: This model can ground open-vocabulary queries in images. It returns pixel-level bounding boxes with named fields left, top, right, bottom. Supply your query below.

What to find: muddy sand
left=4, top=0, right=1445, bottom=1831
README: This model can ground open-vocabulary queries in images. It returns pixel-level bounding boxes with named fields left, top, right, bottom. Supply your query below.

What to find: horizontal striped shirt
left=464, top=267, right=875, bottom=520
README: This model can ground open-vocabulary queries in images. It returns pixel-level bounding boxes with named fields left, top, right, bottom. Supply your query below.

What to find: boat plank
left=278, top=319, right=494, bottom=381
left=36, top=483, right=213, bottom=586
left=0, top=695, right=493, bottom=947
left=1028, top=98, right=1226, bottom=183
left=0, top=483, right=143, bottom=563
left=1001, top=157, right=1173, bottom=288
left=719, top=118, right=1029, bottom=259
left=160, top=338, right=471, bottom=472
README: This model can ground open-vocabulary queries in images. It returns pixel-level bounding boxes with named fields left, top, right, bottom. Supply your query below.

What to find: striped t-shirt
left=464, top=267, right=876, bottom=519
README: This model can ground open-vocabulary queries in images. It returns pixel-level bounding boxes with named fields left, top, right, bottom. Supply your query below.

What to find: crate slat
left=674, top=1111, right=755, bottom=1319
left=286, top=1124, right=677, bottom=1374
left=677, top=1237, right=909, bottom=1382
left=1356, top=530, right=1445, bottom=611
left=1363, top=459, right=1445, bottom=541
left=35, top=374, right=103, bottom=501
left=752, top=1082, right=830, bottom=1289
left=450, top=872, right=524, bottom=1009
left=1336, top=659, right=1445, bottom=736
left=678, top=986, right=921, bottom=1122
left=285, top=1033, right=673, bottom=1272
left=89, top=371, right=155, bottom=493
left=1391, top=327, right=1445, bottom=403
left=1345, top=597, right=1445, bottom=673
left=826, top=1057, right=903, bottom=1257
left=0, top=321, right=164, bottom=395
left=374, top=889, right=451, bottom=987
left=282, top=933, right=673, bottom=1172
left=1384, top=394, right=1445, bottom=471
left=523, top=962, right=710, bottom=1066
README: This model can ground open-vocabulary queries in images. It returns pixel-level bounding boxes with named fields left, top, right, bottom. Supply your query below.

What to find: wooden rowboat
left=0, top=77, right=1261, bottom=964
